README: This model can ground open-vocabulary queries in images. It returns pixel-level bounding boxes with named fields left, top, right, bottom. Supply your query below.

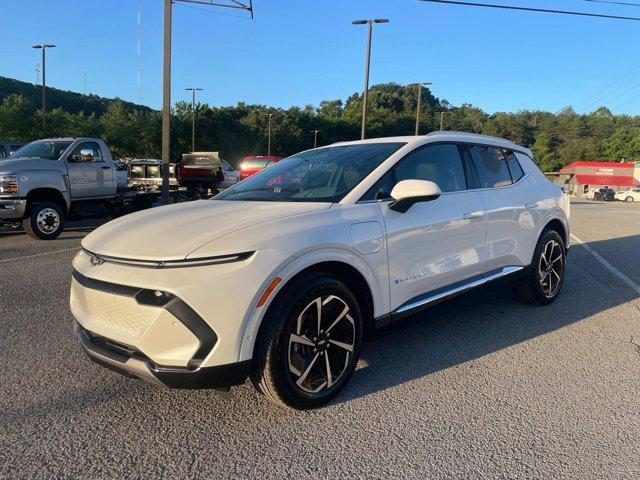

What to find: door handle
left=525, top=201, right=538, bottom=208
left=462, top=211, right=484, bottom=220
left=101, top=166, right=111, bottom=170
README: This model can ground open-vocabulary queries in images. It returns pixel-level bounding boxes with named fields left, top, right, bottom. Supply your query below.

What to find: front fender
left=237, top=246, right=389, bottom=362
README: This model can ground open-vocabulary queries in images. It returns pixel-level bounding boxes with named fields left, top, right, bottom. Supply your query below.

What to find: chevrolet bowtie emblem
left=89, top=254, right=105, bottom=266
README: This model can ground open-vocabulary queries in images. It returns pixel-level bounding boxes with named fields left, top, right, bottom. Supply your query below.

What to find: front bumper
left=0, top=198, right=26, bottom=219
left=75, top=321, right=251, bottom=389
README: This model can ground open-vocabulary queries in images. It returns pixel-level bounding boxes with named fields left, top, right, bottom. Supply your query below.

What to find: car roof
left=331, top=131, right=531, bottom=155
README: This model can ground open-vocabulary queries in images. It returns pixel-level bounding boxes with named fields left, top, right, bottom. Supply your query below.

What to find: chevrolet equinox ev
left=71, top=131, right=570, bottom=409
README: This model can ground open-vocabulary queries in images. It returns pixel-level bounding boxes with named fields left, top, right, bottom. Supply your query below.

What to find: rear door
left=366, top=143, right=488, bottom=311
left=66, top=141, right=115, bottom=198
left=462, top=144, right=543, bottom=270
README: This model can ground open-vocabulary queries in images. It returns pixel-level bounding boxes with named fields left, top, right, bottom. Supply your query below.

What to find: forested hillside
left=1, top=76, right=639, bottom=170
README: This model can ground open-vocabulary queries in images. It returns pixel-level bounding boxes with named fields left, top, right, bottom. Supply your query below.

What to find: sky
left=2, top=0, right=640, bottom=115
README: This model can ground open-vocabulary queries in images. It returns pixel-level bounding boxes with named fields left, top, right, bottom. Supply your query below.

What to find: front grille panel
left=72, top=270, right=141, bottom=297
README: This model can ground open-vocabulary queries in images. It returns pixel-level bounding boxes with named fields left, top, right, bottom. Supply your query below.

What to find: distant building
left=559, top=161, right=638, bottom=197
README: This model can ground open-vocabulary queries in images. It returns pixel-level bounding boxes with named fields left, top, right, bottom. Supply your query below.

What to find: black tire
left=251, top=272, right=363, bottom=409
left=625, top=196, right=634, bottom=203
left=22, top=201, right=65, bottom=240
left=514, top=229, right=566, bottom=306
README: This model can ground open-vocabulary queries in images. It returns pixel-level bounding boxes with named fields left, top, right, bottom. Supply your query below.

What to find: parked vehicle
left=0, top=138, right=201, bottom=240
left=239, top=155, right=283, bottom=180
left=71, top=132, right=570, bottom=409
left=594, top=188, right=615, bottom=201
left=614, top=187, right=640, bottom=202
left=114, top=161, right=129, bottom=192
left=129, top=158, right=178, bottom=189
left=177, top=152, right=225, bottom=190
left=220, top=159, right=240, bottom=189
left=0, top=140, right=26, bottom=159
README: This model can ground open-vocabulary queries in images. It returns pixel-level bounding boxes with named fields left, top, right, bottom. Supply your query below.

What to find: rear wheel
left=625, top=196, right=634, bottom=203
left=514, top=230, right=566, bottom=306
left=23, top=201, right=65, bottom=240
left=251, top=273, right=363, bottom=409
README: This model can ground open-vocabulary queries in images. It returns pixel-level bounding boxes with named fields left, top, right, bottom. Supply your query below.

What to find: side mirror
left=389, top=179, right=442, bottom=213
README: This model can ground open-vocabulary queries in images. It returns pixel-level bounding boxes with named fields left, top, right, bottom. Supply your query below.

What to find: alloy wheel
left=538, top=239, right=564, bottom=298
left=36, top=208, right=60, bottom=234
left=287, top=295, right=355, bottom=394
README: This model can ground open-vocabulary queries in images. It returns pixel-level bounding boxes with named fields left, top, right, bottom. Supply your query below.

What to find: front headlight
left=0, top=175, right=18, bottom=194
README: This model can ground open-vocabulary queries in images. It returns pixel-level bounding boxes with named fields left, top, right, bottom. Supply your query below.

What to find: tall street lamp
left=267, top=112, right=279, bottom=156
left=311, top=129, right=320, bottom=148
left=352, top=18, right=389, bottom=140
left=32, top=44, right=55, bottom=136
left=185, top=87, right=203, bottom=152
left=410, top=82, right=431, bottom=135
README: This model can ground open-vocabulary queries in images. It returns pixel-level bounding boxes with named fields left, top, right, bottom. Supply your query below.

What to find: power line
left=584, top=0, right=640, bottom=7
left=581, top=72, right=640, bottom=110
left=574, top=63, right=640, bottom=107
left=418, top=0, right=640, bottom=20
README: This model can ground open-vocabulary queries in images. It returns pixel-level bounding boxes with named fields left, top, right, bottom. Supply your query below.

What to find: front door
left=66, top=141, right=114, bottom=198
left=368, top=143, right=488, bottom=312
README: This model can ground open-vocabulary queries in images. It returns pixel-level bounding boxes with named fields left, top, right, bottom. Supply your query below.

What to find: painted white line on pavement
left=570, top=233, right=640, bottom=296
left=0, top=247, right=81, bottom=264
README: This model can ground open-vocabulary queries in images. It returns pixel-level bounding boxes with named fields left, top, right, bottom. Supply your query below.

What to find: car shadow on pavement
left=336, top=235, right=640, bottom=405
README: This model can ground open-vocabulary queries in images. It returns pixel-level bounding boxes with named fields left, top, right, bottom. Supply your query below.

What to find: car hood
left=82, top=200, right=331, bottom=260
left=0, top=157, right=62, bottom=172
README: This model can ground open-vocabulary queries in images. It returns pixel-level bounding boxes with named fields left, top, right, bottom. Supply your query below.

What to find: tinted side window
left=504, top=150, right=524, bottom=182
left=467, top=145, right=512, bottom=188
left=0, top=146, right=6, bottom=159
left=395, top=144, right=467, bottom=193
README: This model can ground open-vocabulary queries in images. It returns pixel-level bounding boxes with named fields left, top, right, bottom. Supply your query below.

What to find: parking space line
left=0, top=247, right=81, bottom=264
left=570, top=233, right=640, bottom=295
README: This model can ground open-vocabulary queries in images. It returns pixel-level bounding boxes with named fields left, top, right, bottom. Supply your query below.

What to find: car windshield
left=11, top=141, right=72, bottom=160
left=215, top=142, right=405, bottom=203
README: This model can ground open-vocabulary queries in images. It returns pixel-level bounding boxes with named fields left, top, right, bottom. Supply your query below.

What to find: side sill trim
left=393, top=265, right=524, bottom=317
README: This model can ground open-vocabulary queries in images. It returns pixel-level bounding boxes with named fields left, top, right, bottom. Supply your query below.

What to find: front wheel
left=625, top=196, right=634, bottom=203
left=251, top=273, right=363, bottom=409
left=23, top=201, right=65, bottom=240
left=514, top=230, right=566, bottom=306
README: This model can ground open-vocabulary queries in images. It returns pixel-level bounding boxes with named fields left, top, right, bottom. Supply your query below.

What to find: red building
left=559, top=161, right=638, bottom=197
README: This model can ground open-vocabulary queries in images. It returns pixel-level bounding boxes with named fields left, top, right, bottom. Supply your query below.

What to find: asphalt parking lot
left=1, top=200, right=639, bottom=479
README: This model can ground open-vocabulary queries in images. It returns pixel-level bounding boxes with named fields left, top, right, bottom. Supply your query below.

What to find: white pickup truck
left=0, top=137, right=193, bottom=239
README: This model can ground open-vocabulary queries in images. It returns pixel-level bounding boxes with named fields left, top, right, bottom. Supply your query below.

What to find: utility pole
left=185, top=87, right=203, bottom=152
left=32, top=44, right=55, bottom=137
left=352, top=18, right=389, bottom=140
left=267, top=113, right=277, bottom=156
left=83, top=70, right=87, bottom=95
left=411, top=82, right=431, bottom=135
left=161, top=0, right=172, bottom=205
left=160, top=0, right=253, bottom=205
left=35, top=63, right=40, bottom=85
left=311, top=129, right=319, bottom=148
left=440, top=111, right=445, bottom=130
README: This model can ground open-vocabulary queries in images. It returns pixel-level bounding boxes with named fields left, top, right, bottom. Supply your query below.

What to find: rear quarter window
left=504, top=150, right=525, bottom=182
left=467, top=145, right=512, bottom=188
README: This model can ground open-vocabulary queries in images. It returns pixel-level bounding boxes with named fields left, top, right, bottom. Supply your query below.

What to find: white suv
left=71, top=132, right=570, bottom=409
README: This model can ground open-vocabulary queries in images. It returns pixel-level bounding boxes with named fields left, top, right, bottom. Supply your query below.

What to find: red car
left=239, top=155, right=283, bottom=180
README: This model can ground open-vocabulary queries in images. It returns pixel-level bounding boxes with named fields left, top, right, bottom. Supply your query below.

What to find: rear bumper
left=75, top=321, right=250, bottom=389
left=0, top=198, right=26, bottom=219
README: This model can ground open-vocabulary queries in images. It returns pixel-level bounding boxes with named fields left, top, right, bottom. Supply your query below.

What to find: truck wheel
left=23, top=202, right=65, bottom=240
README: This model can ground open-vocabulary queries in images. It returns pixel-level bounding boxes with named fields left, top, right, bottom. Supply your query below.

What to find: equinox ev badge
left=89, top=254, right=104, bottom=266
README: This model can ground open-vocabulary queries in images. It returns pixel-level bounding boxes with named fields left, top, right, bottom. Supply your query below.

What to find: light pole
left=439, top=111, right=446, bottom=130
left=32, top=44, right=55, bottom=136
left=185, top=87, right=203, bottom=152
left=352, top=18, right=389, bottom=140
left=160, top=0, right=172, bottom=205
left=311, top=129, right=319, bottom=148
left=410, top=82, right=431, bottom=135
left=267, top=113, right=278, bottom=156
